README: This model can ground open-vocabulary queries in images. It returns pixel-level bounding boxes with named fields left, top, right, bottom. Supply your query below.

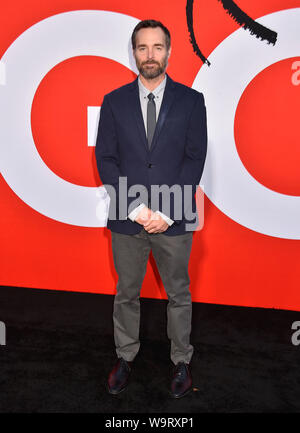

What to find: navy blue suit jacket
left=95, top=73, right=207, bottom=236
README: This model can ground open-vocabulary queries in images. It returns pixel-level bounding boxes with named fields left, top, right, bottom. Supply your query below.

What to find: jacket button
left=148, top=163, right=152, bottom=168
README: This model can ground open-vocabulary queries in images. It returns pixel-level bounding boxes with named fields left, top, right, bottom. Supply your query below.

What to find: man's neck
left=139, top=73, right=166, bottom=92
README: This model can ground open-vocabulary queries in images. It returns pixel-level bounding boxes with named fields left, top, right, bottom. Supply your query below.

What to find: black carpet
left=0, top=285, right=300, bottom=413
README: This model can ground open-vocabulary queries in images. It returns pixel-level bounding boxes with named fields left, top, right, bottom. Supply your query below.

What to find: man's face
left=133, top=27, right=170, bottom=79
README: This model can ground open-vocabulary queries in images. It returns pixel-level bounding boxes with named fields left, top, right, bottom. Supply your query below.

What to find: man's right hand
left=135, top=207, right=168, bottom=234
left=135, top=206, right=153, bottom=225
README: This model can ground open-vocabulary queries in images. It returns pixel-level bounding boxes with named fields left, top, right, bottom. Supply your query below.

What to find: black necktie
left=147, top=93, right=156, bottom=149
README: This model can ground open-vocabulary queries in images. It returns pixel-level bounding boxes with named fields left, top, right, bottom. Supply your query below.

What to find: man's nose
left=147, top=49, right=154, bottom=59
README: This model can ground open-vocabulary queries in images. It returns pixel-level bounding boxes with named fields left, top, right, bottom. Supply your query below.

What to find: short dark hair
left=131, top=19, right=171, bottom=51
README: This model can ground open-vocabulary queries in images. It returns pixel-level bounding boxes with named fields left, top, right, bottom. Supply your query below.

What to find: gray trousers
left=111, top=227, right=194, bottom=365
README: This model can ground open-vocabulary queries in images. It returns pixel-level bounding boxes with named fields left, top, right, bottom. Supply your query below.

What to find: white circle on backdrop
left=193, top=8, right=300, bottom=239
left=0, top=10, right=139, bottom=227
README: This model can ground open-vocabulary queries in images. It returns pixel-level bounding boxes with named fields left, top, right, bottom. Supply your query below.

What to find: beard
left=135, top=54, right=168, bottom=79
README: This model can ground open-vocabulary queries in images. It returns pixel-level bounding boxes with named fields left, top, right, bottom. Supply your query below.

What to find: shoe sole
left=169, top=386, right=193, bottom=399
left=106, top=382, right=128, bottom=395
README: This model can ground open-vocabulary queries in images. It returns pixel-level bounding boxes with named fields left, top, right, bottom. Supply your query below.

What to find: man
left=95, top=19, right=207, bottom=398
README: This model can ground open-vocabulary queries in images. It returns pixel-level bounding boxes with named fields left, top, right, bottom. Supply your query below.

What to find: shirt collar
left=138, top=74, right=167, bottom=99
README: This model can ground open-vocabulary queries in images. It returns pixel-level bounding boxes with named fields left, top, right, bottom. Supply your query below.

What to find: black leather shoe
left=107, top=357, right=132, bottom=395
left=170, top=362, right=192, bottom=398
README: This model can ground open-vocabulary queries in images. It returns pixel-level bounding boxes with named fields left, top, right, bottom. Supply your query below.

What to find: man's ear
left=168, top=47, right=172, bottom=58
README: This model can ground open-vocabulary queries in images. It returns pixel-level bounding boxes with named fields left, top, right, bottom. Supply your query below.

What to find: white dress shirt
left=127, top=75, right=174, bottom=226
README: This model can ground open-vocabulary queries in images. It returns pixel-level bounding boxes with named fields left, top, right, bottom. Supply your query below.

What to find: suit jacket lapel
left=129, top=77, right=149, bottom=152
left=149, top=74, right=176, bottom=153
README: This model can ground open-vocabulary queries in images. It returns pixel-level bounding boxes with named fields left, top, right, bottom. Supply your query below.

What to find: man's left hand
left=143, top=211, right=169, bottom=234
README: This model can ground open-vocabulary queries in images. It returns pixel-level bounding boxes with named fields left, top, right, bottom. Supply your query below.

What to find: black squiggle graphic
left=186, top=0, right=278, bottom=66
left=219, top=0, right=277, bottom=44
left=186, top=0, right=211, bottom=65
